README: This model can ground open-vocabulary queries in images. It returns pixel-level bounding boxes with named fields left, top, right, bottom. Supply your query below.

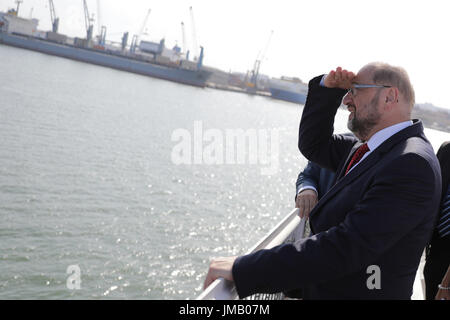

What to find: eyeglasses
left=347, top=84, right=392, bottom=96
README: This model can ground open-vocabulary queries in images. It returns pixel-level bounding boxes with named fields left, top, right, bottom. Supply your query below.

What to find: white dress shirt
left=347, top=120, right=413, bottom=174
left=297, top=121, right=413, bottom=195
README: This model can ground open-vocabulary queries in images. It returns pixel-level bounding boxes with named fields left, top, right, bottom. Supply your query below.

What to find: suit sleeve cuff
left=232, top=255, right=253, bottom=299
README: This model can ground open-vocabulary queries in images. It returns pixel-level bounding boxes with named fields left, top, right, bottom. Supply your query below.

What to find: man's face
left=343, top=68, right=383, bottom=141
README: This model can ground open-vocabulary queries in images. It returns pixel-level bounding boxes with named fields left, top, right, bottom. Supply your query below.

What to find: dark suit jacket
left=424, top=141, right=450, bottom=299
left=232, top=75, right=442, bottom=299
left=436, top=141, right=450, bottom=196
left=428, top=141, right=450, bottom=244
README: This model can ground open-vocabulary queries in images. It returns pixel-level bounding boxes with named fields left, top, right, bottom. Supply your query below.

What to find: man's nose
left=343, top=92, right=352, bottom=105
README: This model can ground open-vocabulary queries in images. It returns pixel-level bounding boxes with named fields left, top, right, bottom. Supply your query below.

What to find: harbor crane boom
left=189, top=6, right=198, bottom=60
left=249, top=30, right=274, bottom=88
left=96, top=0, right=101, bottom=34
left=181, top=21, right=188, bottom=58
left=48, top=0, right=59, bottom=33
left=15, top=0, right=23, bottom=15
left=138, top=9, right=151, bottom=41
left=258, top=30, right=273, bottom=65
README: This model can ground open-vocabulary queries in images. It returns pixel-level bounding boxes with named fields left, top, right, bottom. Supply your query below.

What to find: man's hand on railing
left=295, top=189, right=318, bottom=219
left=198, top=209, right=305, bottom=299
left=203, top=256, right=237, bottom=289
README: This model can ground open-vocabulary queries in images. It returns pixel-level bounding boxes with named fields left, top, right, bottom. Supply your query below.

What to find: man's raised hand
left=323, top=67, right=356, bottom=89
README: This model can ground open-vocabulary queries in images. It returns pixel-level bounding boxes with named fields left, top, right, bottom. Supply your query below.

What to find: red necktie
left=345, top=143, right=369, bottom=175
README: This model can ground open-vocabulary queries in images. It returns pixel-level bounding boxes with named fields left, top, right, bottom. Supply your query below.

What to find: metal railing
left=197, top=208, right=306, bottom=300
left=197, top=207, right=426, bottom=300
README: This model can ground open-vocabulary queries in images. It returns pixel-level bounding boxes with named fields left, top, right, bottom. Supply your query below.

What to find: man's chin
left=347, top=120, right=362, bottom=140
left=347, top=119, right=355, bottom=132
left=348, top=112, right=355, bottom=121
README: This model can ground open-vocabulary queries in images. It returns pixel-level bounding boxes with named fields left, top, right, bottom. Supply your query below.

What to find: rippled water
left=1, top=45, right=449, bottom=299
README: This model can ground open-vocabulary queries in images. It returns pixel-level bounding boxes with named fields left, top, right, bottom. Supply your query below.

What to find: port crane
left=83, top=0, right=94, bottom=41
left=181, top=21, right=189, bottom=59
left=48, top=0, right=59, bottom=33
left=93, top=1, right=106, bottom=46
left=247, top=30, right=274, bottom=90
left=130, top=8, right=151, bottom=53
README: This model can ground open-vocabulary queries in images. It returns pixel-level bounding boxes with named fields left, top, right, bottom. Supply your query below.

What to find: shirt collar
left=367, top=120, right=413, bottom=152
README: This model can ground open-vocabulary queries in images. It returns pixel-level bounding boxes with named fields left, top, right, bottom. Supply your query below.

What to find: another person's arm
left=436, top=265, right=450, bottom=300
left=295, top=161, right=320, bottom=218
left=203, top=257, right=236, bottom=289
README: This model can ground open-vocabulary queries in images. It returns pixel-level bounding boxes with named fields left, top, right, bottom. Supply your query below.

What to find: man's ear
left=384, top=87, right=399, bottom=108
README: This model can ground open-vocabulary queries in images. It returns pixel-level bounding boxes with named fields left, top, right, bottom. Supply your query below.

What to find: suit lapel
left=309, top=147, right=381, bottom=218
left=308, top=120, right=425, bottom=220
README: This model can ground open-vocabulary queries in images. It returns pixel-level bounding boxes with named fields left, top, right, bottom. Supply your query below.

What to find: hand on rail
left=435, top=265, right=450, bottom=300
left=203, top=256, right=237, bottom=289
left=295, top=189, right=318, bottom=219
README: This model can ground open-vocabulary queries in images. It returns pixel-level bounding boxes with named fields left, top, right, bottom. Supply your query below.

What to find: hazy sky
left=2, top=0, right=450, bottom=109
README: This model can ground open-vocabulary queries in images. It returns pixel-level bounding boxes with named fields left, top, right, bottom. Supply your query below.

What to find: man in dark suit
left=203, top=63, right=442, bottom=299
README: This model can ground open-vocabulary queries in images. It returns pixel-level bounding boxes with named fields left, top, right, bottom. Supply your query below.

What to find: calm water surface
left=1, top=45, right=448, bottom=299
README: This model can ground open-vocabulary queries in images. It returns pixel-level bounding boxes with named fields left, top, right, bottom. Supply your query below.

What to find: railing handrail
left=197, top=208, right=305, bottom=300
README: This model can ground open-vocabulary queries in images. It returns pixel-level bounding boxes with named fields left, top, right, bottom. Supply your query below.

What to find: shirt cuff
left=297, top=186, right=318, bottom=195
left=319, top=75, right=326, bottom=87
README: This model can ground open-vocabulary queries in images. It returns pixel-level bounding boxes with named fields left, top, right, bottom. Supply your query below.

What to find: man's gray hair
left=367, top=62, right=415, bottom=109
